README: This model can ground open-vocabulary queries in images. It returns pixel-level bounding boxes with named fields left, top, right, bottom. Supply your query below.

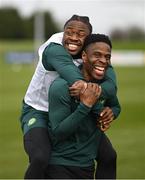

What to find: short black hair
left=83, top=33, right=112, bottom=50
left=64, top=15, right=92, bottom=34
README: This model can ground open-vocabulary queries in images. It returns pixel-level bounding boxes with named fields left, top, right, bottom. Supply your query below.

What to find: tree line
left=0, top=7, right=144, bottom=41
left=0, top=8, right=61, bottom=40
left=110, top=27, right=145, bottom=42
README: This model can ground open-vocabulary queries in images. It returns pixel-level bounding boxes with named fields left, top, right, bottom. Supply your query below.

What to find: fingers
left=98, top=119, right=111, bottom=132
left=85, top=83, right=100, bottom=97
left=71, top=81, right=81, bottom=87
left=69, top=86, right=80, bottom=96
left=71, top=80, right=85, bottom=87
left=69, top=82, right=101, bottom=100
left=98, top=107, right=114, bottom=132
left=79, top=83, right=101, bottom=107
left=97, top=85, right=102, bottom=98
left=99, top=117, right=113, bottom=126
left=100, top=123, right=110, bottom=132
left=100, top=107, right=111, bottom=117
left=69, top=81, right=87, bottom=96
left=69, top=81, right=84, bottom=96
left=80, top=82, right=88, bottom=94
left=99, top=115, right=114, bottom=123
left=100, top=107, right=114, bottom=122
left=69, top=91, right=80, bottom=97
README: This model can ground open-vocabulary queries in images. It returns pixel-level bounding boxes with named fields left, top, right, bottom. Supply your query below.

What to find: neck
left=81, top=68, right=92, bottom=82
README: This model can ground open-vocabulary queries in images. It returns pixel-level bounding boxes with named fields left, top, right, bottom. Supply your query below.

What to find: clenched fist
left=80, top=83, right=101, bottom=107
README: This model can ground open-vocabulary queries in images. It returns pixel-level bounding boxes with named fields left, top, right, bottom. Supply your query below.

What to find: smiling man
left=46, top=34, right=120, bottom=179
left=81, top=38, right=111, bottom=81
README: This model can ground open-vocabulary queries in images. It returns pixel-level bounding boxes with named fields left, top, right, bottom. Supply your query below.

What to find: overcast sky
left=1, top=0, right=145, bottom=34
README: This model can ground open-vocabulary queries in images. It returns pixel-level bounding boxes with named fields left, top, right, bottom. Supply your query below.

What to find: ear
left=82, top=51, right=87, bottom=63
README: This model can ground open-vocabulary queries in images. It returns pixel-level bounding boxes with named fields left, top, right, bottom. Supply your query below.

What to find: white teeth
left=68, top=44, right=78, bottom=50
left=96, top=67, right=104, bottom=71
left=95, top=66, right=104, bottom=71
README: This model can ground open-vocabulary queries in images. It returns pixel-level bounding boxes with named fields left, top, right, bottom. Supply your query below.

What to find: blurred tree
left=44, top=12, right=60, bottom=39
left=0, top=8, right=61, bottom=39
left=110, top=26, right=145, bottom=42
left=126, top=26, right=145, bottom=41
left=22, top=16, right=34, bottom=39
left=110, top=29, right=127, bottom=41
left=0, top=8, right=24, bottom=39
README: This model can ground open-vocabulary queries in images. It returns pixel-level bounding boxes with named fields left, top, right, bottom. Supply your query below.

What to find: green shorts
left=20, top=101, right=48, bottom=135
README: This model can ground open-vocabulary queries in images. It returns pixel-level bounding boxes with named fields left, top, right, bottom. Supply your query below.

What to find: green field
left=0, top=41, right=145, bottom=179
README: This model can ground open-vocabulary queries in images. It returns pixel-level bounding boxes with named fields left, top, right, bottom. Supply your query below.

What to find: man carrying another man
left=46, top=33, right=120, bottom=179
left=20, top=15, right=121, bottom=179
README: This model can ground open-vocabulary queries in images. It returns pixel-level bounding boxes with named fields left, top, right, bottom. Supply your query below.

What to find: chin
left=69, top=51, right=79, bottom=56
left=94, top=75, right=104, bottom=80
left=69, top=51, right=77, bottom=55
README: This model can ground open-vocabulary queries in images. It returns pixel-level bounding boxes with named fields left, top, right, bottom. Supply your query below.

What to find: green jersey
left=46, top=42, right=121, bottom=167
left=48, top=78, right=102, bottom=167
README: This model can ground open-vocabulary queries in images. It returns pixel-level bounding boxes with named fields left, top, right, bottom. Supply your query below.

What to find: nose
left=70, top=32, right=78, bottom=41
left=100, top=56, right=107, bottom=64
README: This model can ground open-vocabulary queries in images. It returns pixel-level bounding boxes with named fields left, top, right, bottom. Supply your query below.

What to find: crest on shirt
left=99, top=99, right=105, bottom=105
left=28, top=118, right=36, bottom=126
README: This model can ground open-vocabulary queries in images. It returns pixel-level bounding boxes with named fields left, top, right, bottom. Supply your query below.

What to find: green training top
left=48, top=77, right=102, bottom=167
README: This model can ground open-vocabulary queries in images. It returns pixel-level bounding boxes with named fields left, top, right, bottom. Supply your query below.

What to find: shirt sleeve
left=104, top=95, right=121, bottom=119
left=48, top=78, right=91, bottom=140
left=100, top=65, right=117, bottom=99
left=42, top=43, right=84, bottom=85
left=101, top=66, right=121, bottom=118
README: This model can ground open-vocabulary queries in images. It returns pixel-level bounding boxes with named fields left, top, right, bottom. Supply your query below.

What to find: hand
left=97, top=122, right=111, bottom=132
left=80, top=83, right=101, bottom=107
left=69, top=80, right=87, bottom=97
left=98, top=107, right=114, bottom=132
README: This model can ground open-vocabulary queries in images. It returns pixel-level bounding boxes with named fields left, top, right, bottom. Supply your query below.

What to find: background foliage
left=0, top=8, right=60, bottom=40
left=0, top=7, right=145, bottom=41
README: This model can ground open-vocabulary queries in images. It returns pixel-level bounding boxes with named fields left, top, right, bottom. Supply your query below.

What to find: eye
left=105, top=55, right=111, bottom=62
left=65, top=29, right=73, bottom=36
left=94, top=52, right=101, bottom=59
left=78, top=31, right=86, bottom=38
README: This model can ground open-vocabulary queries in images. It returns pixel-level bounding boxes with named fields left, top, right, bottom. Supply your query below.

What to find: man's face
left=63, top=20, right=90, bottom=56
left=82, top=42, right=111, bottom=80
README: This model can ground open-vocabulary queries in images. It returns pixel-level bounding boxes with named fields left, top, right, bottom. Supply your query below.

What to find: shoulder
left=49, top=78, right=71, bottom=104
left=48, top=32, right=63, bottom=44
left=50, top=77, right=69, bottom=97
left=106, top=65, right=115, bottom=74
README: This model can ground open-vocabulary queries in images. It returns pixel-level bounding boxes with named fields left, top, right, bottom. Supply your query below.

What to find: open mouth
left=93, top=65, right=106, bottom=76
left=68, top=44, right=79, bottom=51
left=67, top=43, right=82, bottom=52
